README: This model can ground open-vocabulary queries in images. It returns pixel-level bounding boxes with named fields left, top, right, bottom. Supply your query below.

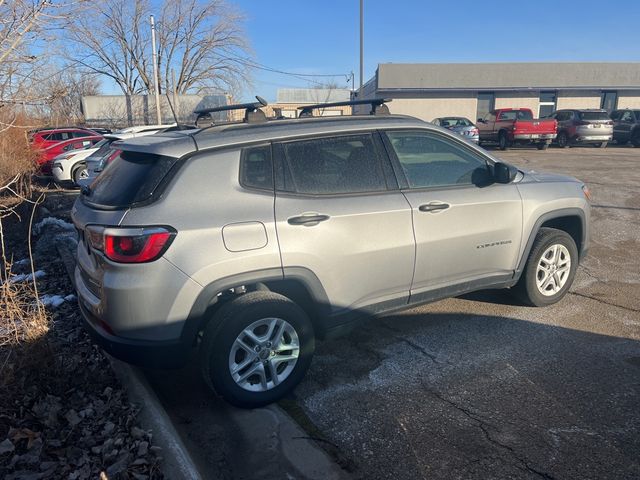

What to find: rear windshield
left=82, top=151, right=178, bottom=208
left=578, top=111, right=610, bottom=121
left=498, top=110, right=534, bottom=121
left=440, top=117, right=473, bottom=127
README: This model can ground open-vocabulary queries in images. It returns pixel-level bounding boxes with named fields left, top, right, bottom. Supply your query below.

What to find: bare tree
left=65, top=0, right=150, bottom=96
left=65, top=0, right=250, bottom=99
left=156, top=0, right=249, bottom=95
left=36, top=68, right=102, bottom=125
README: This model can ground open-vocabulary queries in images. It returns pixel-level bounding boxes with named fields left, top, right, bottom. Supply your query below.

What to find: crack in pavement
left=568, top=291, right=640, bottom=314
left=378, top=322, right=449, bottom=365
left=424, top=388, right=558, bottom=480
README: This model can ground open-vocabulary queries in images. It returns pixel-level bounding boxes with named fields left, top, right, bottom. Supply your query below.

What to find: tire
left=631, top=131, right=640, bottom=148
left=536, top=142, right=549, bottom=150
left=498, top=131, right=510, bottom=150
left=72, top=164, right=88, bottom=185
left=597, top=142, right=608, bottom=148
left=514, top=227, right=578, bottom=307
left=200, top=291, right=315, bottom=408
left=557, top=131, right=569, bottom=148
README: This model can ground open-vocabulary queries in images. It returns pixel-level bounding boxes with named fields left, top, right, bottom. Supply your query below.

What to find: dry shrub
left=0, top=111, right=37, bottom=198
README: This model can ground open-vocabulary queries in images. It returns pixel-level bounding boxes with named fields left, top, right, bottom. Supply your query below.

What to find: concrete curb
left=107, top=356, right=203, bottom=480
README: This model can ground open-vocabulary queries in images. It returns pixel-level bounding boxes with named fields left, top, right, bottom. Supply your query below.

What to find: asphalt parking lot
left=291, top=144, right=640, bottom=480
left=149, top=145, right=640, bottom=480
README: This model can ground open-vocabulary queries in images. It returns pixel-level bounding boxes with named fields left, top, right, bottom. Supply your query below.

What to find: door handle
left=287, top=213, right=330, bottom=226
left=419, top=202, right=450, bottom=213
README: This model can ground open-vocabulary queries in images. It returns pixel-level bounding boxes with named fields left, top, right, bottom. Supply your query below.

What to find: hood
left=520, top=169, right=581, bottom=184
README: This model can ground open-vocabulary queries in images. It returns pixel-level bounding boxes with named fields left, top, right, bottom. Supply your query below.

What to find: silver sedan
left=432, top=117, right=480, bottom=143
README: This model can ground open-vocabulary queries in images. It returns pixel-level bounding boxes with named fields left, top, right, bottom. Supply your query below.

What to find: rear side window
left=84, top=151, right=178, bottom=208
left=240, top=146, right=273, bottom=190
left=277, top=134, right=387, bottom=195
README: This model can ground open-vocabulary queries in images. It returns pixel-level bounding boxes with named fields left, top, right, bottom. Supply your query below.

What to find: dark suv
left=550, top=109, right=613, bottom=148
left=610, top=109, right=640, bottom=147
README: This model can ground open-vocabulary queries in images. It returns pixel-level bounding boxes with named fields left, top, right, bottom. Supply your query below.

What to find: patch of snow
left=39, top=294, right=67, bottom=308
left=4, top=270, right=46, bottom=284
left=33, top=217, right=75, bottom=235
left=64, top=294, right=76, bottom=302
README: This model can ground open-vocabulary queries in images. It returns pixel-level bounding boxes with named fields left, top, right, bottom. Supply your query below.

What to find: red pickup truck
left=477, top=108, right=557, bottom=150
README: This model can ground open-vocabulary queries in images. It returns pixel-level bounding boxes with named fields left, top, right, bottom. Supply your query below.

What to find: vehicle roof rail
left=298, top=98, right=392, bottom=117
left=194, top=96, right=268, bottom=127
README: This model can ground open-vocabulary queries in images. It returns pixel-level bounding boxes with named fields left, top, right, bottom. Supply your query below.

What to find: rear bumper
left=78, top=300, right=191, bottom=369
left=573, top=134, right=612, bottom=143
left=512, top=133, right=556, bottom=141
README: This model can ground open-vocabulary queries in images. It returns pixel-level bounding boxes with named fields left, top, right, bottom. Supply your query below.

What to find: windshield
left=579, top=111, right=610, bottom=121
left=440, top=117, right=473, bottom=127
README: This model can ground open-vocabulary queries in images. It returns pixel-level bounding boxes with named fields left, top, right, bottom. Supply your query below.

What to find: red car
left=477, top=108, right=557, bottom=150
left=36, top=136, right=103, bottom=174
left=30, top=128, right=98, bottom=149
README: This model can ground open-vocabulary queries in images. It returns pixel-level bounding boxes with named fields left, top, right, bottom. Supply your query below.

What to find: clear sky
left=235, top=0, right=640, bottom=101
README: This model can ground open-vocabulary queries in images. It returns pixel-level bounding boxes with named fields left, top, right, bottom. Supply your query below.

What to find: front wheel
left=514, top=227, right=578, bottom=307
left=72, top=164, right=88, bottom=186
left=200, top=291, right=315, bottom=408
left=631, top=131, right=640, bottom=148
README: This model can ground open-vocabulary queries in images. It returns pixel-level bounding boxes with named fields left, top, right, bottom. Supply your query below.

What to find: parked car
left=51, top=139, right=109, bottom=186
left=432, top=117, right=479, bottom=143
left=477, top=108, right=557, bottom=150
left=36, top=136, right=103, bottom=175
left=610, top=109, right=640, bottom=147
left=549, top=109, right=612, bottom=148
left=72, top=98, right=590, bottom=408
left=30, top=128, right=98, bottom=149
left=79, top=125, right=181, bottom=187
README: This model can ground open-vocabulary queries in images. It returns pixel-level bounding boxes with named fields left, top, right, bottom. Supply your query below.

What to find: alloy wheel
left=535, top=244, right=571, bottom=296
left=228, top=317, right=300, bottom=392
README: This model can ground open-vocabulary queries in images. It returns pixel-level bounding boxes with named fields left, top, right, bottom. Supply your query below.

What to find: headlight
left=582, top=185, right=591, bottom=201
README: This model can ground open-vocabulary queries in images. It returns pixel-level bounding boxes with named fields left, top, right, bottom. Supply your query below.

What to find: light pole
left=150, top=15, right=162, bottom=124
left=359, top=0, right=364, bottom=93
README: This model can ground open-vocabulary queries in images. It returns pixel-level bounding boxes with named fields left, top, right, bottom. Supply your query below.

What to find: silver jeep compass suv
left=72, top=98, right=590, bottom=407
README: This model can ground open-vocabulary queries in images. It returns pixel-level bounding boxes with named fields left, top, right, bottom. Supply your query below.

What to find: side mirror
left=494, top=162, right=518, bottom=184
left=477, top=118, right=484, bottom=123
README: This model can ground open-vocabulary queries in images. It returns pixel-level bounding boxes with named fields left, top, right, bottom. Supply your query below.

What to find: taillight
left=471, top=128, right=479, bottom=134
left=85, top=226, right=175, bottom=263
left=106, top=149, right=122, bottom=164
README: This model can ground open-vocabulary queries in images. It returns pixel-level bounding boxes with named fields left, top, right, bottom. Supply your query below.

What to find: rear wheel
left=200, top=291, right=315, bottom=408
left=557, top=131, right=569, bottom=148
left=536, top=142, right=549, bottom=150
left=498, top=131, right=510, bottom=150
left=514, top=227, right=578, bottom=307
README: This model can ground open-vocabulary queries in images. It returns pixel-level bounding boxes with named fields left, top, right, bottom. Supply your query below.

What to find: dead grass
left=0, top=112, right=37, bottom=198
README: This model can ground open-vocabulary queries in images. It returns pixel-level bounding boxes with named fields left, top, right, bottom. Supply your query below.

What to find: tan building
left=358, top=63, right=640, bottom=121
left=266, top=88, right=352, bottom=118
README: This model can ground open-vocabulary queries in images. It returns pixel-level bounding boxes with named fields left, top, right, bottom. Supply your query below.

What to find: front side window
left=240, top=146, right=273, bottom=190
left=278, top=134, right=387, bottom=195
left=385, top=131, right=489, bottom=189
left=73, top=131, right=91, bottom=138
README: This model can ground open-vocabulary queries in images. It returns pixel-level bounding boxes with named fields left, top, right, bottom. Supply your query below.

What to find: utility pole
left=150, top=15, right=162, bottom=124
left=359, top=0, right=364, bottom=93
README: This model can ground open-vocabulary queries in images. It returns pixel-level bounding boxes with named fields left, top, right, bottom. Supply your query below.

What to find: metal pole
left=359, top=0, right=364, bottom=92
left=172, top=68, right=178, bottom=122
left=150, top=15, right=162, bottom=124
